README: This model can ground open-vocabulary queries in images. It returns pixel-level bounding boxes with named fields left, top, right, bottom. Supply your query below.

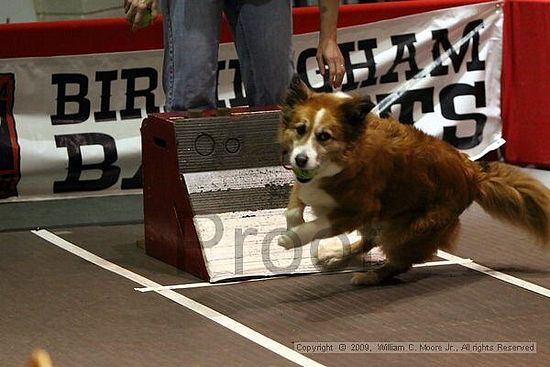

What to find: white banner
left=0, top=1, right=503, bottom=202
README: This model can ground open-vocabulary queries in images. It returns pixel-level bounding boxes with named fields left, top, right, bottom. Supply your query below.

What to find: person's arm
left=317, top=0, right=345, bottom=88
left=124, top=0, right=160, bottom=30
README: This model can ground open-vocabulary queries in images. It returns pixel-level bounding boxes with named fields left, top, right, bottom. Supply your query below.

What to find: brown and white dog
left=277, top=75, right=550, bottom=285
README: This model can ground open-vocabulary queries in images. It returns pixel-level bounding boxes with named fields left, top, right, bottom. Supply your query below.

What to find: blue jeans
left=160, top=0, right=293, bottom=111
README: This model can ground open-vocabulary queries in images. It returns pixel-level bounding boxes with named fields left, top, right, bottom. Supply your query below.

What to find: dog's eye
left=317, top=131, right=332, bottom=142
left=295, top=124, right=307, bottom=136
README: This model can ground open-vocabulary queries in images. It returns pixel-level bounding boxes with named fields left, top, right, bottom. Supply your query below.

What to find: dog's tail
left=475, top=162, right=550, bottom=246
left=27, top=349, right=53, bottom=367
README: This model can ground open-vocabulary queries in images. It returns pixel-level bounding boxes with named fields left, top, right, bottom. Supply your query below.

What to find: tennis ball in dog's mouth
left=292, top=167, right=319, bottom=182
left=128, top=8, right=153, bottom=28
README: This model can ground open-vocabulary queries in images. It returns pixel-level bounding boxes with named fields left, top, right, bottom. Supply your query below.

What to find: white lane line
left=31, top=229, right=326, bottom=367
left=135, top=259, right=473, bottom=293
left=438, top=250, right=550, bottom=298
left=135, top=276, right=285, bottom=292
left=414, top=259, right=473, bottom=268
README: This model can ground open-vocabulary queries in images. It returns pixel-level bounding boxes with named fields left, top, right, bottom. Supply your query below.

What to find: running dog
left=277, top=75, right=550, bottom=285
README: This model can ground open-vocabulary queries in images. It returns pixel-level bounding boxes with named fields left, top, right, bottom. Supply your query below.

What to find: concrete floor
left=0, top=168, right=549, bottom=366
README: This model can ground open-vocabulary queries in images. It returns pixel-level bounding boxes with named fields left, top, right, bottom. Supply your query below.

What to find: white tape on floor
left=31, top=229, right=326, bottom=367
left=134, top=259, right=474, bottom=293
left=437, top=250, right=550, bottom=298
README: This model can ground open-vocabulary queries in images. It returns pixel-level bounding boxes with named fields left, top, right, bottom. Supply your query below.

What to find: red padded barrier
left=0, top=0, right=548, bottom=166
left=0, top=0, right=491, bottom=59
left=501, top=0, right=550, bottom=167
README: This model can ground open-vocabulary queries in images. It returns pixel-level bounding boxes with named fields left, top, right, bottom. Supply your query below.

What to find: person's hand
left=317, top=0, right=345, bottom=89
left=316, top=37, right=345, bottom=89
left=124, top=0, right=160, bottom=31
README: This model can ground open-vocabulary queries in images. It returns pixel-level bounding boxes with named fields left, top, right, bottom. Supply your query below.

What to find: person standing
left=124, top=0, right=345, bottom=111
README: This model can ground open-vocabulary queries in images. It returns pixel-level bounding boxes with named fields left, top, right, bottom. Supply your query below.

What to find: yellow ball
left=292, top=167, right=318, bottom=182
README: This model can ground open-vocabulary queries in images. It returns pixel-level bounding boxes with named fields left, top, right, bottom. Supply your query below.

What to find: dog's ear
left=340, top=96, right=375, bottom=127
left=279, top=75, right=310, bottom=123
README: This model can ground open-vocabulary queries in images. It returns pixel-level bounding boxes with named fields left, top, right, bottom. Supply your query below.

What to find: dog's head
left=278, top=75, right=375, bottom=184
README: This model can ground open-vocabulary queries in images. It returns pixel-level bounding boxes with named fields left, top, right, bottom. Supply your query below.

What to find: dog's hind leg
left=351, top=216, right=461, bottom=285
left=350, top=262, right=411, bottom=286
left=316, top=225, right=378, bottom=268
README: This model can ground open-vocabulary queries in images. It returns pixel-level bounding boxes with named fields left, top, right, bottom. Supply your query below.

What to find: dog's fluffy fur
left=277, top=75, right=550, bottom=285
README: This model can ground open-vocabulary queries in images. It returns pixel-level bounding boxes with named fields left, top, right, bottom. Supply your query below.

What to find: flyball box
left=141, top=108, right=379, bottom=282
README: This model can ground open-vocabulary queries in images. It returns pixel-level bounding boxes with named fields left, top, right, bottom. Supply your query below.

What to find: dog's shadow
left=272, top=263, right=548, bottom=322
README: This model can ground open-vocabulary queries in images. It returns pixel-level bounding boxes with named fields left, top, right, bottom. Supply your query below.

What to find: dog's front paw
left=277, top=231, right=300, bottom=250
left=285, top=208, right=305, bottom=230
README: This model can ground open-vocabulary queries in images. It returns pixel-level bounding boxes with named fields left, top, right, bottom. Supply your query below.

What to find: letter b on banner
left=54, top=133, right=120, bottom=192
left=51, top=74, right=90, bottom=124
